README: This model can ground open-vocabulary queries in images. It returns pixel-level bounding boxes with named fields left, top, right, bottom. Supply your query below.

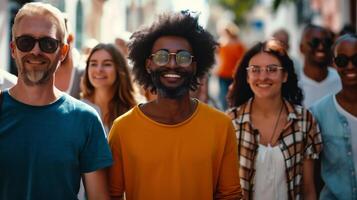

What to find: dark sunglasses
left=15, top=35, right=60, bottom=53
left=150, top=49, right=194, bottom=67
left=334, top=54, right=357, bottom=68
left=308, top=37, right=333, bottom=49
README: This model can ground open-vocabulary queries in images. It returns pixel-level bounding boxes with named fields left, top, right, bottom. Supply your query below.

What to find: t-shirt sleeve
left=79, top=114, right=113, bottom=173
left=304, top=109, right=323, bottom=159
left=215, top=120, right=243, bottom=200
left=108, top=122, right=125, bottom=199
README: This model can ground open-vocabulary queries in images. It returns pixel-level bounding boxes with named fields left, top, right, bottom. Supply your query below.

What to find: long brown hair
left=81, top=43, right=137, bottom=127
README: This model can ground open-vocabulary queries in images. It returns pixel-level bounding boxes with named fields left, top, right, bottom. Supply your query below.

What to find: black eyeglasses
left=15, top=35, right=61, bottom=54
left=150, top=49, right=194, bottom=67
left=334, top=54, right=357, bottom=68
left=308, top=37, right=333, bottom=49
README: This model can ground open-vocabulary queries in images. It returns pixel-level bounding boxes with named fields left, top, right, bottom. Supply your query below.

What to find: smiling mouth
left=345, top=72, right=357, bottom=78
left=93, top=76, right=107, bottom=79
left=315, top=52, right=326, bottom=58
left=163, top=73, right=181, bottom=78
left=256, top=83, right=272, bottom=88
left=26, top=60, right=46, bottom=65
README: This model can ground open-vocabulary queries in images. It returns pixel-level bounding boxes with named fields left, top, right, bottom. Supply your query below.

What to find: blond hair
left=12, top=2, right=67, bottom=43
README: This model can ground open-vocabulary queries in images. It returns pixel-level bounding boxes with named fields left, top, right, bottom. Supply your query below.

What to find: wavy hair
left=81, top=43, right=137, bottom=127
left=128, top=10, right=218, bottom=93
left=228, top=39, right=303, bottom=107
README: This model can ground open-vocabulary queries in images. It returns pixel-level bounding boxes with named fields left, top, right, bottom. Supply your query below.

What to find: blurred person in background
left=115, top=34, right=150, bottom=104
left=115, top=37, right=129, bottom=57
left=189, top=74, right=209, bottom=103
left=0, top=68, right=17, bottom=90
left=272, top=28, right=302, bottom=78
left=81, top=43, right=137, bottom=135
left=310, top=34, right=357, bottom=200
left=55, top=14, right=85, bottom=99
left=272, top=29, right=290, bottom=50
left=299, top=24, right=341, bottom=107
left=215, top=20, right=245, bottom=110
left=227, top=39, right=322, bottom=200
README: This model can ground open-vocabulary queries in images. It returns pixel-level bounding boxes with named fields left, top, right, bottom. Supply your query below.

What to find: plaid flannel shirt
left=228, top=98, right=322, bottom=200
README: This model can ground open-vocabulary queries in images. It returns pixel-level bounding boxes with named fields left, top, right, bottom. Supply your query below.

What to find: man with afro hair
left=108, top=11, right=242, bottom=200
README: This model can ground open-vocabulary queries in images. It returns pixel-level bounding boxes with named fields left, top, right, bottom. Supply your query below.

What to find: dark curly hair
left=128, top=10, right=217, bottom=92
left=228, top=39, right=303, bottom=107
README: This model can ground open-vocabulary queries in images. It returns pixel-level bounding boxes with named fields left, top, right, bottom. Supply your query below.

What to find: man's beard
left=17, top=54, right=59, bottom=86
left=150, top=67, right=194, bottom=99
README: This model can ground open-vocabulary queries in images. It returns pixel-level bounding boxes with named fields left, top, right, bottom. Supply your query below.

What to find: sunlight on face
left=247, top=52, right=287, bottom=100
left=88, top=49, right=117, bottom=90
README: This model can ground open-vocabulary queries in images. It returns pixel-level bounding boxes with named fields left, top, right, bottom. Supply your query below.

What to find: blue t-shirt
left=0, top=90, right=113, bottom=200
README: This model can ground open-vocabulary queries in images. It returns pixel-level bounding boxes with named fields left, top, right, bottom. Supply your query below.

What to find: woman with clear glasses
left=226, top=39, right=322, bottom=200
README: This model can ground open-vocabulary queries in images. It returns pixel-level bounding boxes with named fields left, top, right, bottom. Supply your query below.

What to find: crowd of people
left=0, top=2, right=356, bottom=200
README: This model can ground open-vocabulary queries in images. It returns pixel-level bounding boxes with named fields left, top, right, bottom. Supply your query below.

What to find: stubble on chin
left=17, top=55, right=60, bottom=86
left=23, top=70, right=48, bottom=85
left=150, top=69, right=194, bottom=99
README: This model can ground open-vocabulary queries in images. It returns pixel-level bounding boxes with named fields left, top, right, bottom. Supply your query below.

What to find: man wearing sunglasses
left=299, top=24, right=342, bottom=107
left=311, top=34, right=357, bottom=200
left=108, top=11, right=242, bottom=200
left=0, top=3, right=112, bottom=200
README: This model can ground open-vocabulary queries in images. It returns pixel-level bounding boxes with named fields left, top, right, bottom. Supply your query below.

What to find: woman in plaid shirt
left=227, top=39, right=322, bottom=200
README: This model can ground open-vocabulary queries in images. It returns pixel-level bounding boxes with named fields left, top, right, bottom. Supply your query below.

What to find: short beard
left=18, top=54, right=59, bottom=86
left=150, top=67, right=194, bottom=99
left=22, top=69, right=52, bottom=86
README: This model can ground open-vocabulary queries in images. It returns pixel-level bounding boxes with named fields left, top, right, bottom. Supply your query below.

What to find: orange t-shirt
left=216, top=42, right=245, bottom=79
left=108, top=102, right=242, bottom=200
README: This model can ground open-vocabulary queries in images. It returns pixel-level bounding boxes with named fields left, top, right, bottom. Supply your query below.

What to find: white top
left=299, top=67, right=342, bottom=108
left=254, top=144, right=288, bottom=200
left=334, top=95, right=357, bottom=182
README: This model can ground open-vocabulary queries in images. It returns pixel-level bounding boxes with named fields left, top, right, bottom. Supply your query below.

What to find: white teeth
left=346, top=73, right=357, bottom=78
left=257, top=83, right=271, bottom=88
left=163, top=74, right=180, bottom=78
left=94, top=77, right=106, bottom=79
left=27, top=60, right=44, bottom=64
left=315, top=52, right=325, bottom=57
